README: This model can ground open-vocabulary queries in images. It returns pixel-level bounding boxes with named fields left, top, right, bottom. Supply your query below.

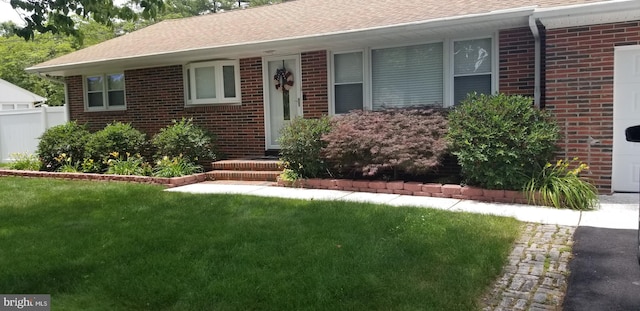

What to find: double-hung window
left=453, top=38, right=493, bottom=104
left=185, top=60, right=240, bottom=105
left=333, top=51, right=364, bottom=114
left=85, top=73, right=125, bottom=111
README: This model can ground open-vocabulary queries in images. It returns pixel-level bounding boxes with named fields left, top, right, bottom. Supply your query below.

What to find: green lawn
left=0, top=177, right=521, bottom=310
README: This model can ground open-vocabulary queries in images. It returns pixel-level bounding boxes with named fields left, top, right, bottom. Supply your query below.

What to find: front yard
left=0, top=177, right=520, bottom=310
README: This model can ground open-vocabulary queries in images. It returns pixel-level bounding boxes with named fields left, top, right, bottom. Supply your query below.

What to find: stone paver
left=481, top=223, right=575, bottom=311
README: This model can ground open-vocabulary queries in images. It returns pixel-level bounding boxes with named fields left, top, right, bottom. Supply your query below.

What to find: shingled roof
left=29, top=0, right=613, bottom=74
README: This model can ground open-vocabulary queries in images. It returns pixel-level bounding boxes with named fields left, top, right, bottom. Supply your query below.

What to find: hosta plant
left=8, top=153, right=41, bottom=171
left=524, top=158, right=598, bottom=210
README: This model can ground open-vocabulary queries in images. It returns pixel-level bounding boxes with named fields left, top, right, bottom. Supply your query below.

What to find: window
left=85, top=73, right=125, bottom=110
left=453, top=38, right=493, bottom=104
left=333, top=52, right=364, bottom=114
left=185, top=60, right=240, bottom=105
left=331, top=36, right=495, bottom=112
left=372, top=42, right=443, bottom=110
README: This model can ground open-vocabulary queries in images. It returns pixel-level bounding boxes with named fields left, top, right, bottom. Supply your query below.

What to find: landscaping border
left=278, top=178, right=532, bottom=205
left=0, top=169, right=208, bottom=188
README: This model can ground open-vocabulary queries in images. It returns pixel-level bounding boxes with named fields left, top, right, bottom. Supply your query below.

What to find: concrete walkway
left=168, top=181, right=639, bottom=230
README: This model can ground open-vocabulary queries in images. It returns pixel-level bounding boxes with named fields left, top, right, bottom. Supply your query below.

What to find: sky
left=0, top=0, right=24, bottom=25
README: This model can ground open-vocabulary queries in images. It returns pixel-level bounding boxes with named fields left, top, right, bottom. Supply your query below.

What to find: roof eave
left=26, top=6, right=536, bottom=76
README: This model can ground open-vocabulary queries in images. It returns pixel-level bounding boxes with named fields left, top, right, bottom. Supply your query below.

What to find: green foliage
left=0, top=33, right=75, bottom=105
left=447, top=94, right=560, bottom=190
left=524, top=159, right=598, bottom=210
left=80, top=157, right=101, bottom=173
left=9, top=0, right=164, bottom=40
left=105, top=152, right=151, bottom=176
left=37, top=121, right=91, bottom=171
left=7, top=153, right=41, bottom=171
left=153, top=155, right=202, bottom=177
left=323, top=109, right=449, bottom=179
left=54, top=153, right=80, bottom=172
left=151, top=118, right=217, bottom=163
left=85, top=122, right=148, bottom=170
left=278, top=117, right=332, bottom=178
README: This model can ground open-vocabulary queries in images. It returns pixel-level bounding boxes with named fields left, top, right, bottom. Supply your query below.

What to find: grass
left=0, top=177, right=521, bottom=310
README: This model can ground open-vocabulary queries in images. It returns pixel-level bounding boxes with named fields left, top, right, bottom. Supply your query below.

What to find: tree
left=8, top=0, right=164, bottom=40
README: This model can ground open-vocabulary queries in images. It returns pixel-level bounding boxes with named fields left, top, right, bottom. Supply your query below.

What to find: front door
left=264, top=55, right=301, bottom=150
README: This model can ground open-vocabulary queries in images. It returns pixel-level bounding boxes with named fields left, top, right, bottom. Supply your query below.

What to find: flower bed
left=0, top=169, right=208, bottom=188
left=278, top=178, right=531, bottom=205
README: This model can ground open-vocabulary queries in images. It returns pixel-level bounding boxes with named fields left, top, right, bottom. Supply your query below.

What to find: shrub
left=447, top=94, right=560, bottom=190
left=152, top=118, right=217, bottom=163
left=322, top=109, right=449, bottom=179
left=85, top=122, right=147, bottom=170
left=524, top=158, right=598, bottom=210
left=153, top=155, right=203, bottom=177
left=278, top=117, right=332, bottom=179
left=105, top=152, right=151, bottom=176
left=7, top=153, right=41, bottom=171
left=37, top=121, right=91, bottom=171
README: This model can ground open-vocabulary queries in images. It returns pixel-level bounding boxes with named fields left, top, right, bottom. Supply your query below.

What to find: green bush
left=447, top=94, right=559, bottom=190
left=85, top=122, right=148, bottom=170
left=152, top=118, right=217, bottom=163
left=524, top=159, right=598, bottom=210
left=7, top=153, right=41, bottom=171
left=278, top=117, right=332, bottom=179
left=37, top=121, right=91, bottom=171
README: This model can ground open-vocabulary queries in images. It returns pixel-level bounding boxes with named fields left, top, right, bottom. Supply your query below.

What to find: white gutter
left=529, top=15, right=541, bottom=109
left=534, top=0, right=640, bottom=29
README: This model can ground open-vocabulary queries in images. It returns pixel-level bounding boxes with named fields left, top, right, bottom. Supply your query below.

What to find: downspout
left=529, top=15, right=541, bottom=109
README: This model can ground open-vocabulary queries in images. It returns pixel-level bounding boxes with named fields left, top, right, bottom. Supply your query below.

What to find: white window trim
left=184, top=60, right=241, bottom=106
left=448, top=35, right=499, bottom=106
left=329, top=33, right=498, bottom=113
left=83, top=73, right=126, bottom=112
left=329, top=49, right=369, bottom=115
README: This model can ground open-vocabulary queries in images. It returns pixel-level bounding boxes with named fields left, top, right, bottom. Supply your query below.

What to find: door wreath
left=274, top=68, right=294, bottom=92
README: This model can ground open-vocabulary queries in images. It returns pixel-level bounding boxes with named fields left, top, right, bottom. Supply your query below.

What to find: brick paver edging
left=278, top=178, right=534, bottom=205
left=0, top=169, right=208, bottom=188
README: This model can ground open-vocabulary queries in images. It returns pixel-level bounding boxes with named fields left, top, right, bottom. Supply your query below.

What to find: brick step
left=207, top=170, right=282, bottom=182
left=212, top=159, right=281, bottom=171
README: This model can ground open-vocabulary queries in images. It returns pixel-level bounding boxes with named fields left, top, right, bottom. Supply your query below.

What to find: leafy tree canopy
left=9, top=0, right=164, bottom=40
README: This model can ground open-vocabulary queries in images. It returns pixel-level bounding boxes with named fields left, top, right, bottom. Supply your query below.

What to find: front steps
left=208, top=159, right=282, bottom=182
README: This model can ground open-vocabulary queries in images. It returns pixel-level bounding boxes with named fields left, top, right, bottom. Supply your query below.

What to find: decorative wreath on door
left=274, top=68, right=294, bottom=92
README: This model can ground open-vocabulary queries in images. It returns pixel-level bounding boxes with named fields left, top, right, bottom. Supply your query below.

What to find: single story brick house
left=27, top=0, right=640, bottom=192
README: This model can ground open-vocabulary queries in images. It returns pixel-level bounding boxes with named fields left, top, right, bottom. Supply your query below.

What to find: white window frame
left=448, top=35, right=499, bottom=106
left=329, top=33, right=498, bottom=113
left=184, top=60, right=241, bottom=105
left=83, top=73, right=126, bottom=111
left=329, top=50, right=369, bottom=115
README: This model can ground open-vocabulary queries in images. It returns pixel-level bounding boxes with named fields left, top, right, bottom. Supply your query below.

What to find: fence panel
left=0, top=106, right=67, bottom=162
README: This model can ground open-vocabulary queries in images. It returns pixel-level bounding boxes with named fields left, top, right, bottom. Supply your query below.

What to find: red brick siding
left=545, top=20, right=640, bottom=192
left=499, top=27, right=536, bottom=96
left=301, top=50, right=329, bottom=118
left=66, top=58, right=266, bottom=159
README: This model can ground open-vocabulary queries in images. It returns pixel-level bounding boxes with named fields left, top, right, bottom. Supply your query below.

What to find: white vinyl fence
left=0, top=105, right=67, bottom=162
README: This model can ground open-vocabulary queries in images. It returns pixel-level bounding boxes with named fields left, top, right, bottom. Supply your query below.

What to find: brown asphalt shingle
left=31, top=0, right=607, bottom=70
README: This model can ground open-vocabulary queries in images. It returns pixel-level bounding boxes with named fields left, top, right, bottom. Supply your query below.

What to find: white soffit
left=535, top=0, right=640, bottom=29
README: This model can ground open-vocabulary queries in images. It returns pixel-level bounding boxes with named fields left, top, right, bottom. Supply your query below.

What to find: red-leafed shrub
left=322, top=109, right=449, bottom=179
